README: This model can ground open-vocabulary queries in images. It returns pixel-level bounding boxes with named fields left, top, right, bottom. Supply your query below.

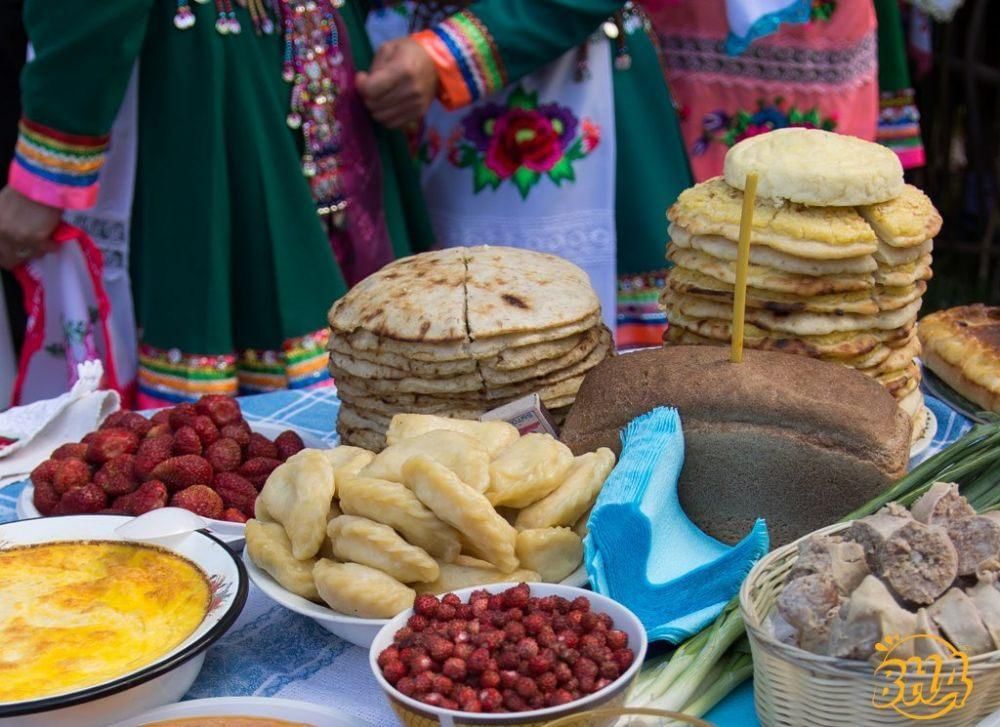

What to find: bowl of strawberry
left=18, top=396, right=324, bottom=546
left=369, top=583, right=647, bottom=726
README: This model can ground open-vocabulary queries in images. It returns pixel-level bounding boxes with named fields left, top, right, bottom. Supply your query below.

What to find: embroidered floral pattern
left=811, top=0, right=837, bottom=21
left=448, top=87, right=600, bottom=199
left=407, top=121, right=441, bottom=165
left=691, top=97, right=837, bottom=155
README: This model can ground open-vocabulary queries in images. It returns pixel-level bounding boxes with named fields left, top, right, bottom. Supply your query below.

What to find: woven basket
left=740, top=523, right=1000, bottom=726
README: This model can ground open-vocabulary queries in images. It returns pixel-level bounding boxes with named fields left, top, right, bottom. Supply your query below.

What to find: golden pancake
left=858, top=184, right=943, bottom=248
left=875, top=254, right=933, bottom=287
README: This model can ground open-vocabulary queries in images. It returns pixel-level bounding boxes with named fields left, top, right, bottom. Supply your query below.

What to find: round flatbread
left=330, top=364, right=485, bottom=395
left=329, top=352, right=484, bottom=386
left=723, top=128, right=904, bottom=206
left=481, top=328, right=612, bottom=386
left=859, top=184, right=942, bottom=248
left=468, top=311, right=603, bottom=358
left=328, top=334, right=477, bottom=376
left=858, top=336, right=921, bottom=378
left=484, top=328, right=595, bottom=372
left=874, top=281, right=926, bottom=312
left=875, top=254, right=933, bottom=287
left=874, top=238, right=933, bottom=267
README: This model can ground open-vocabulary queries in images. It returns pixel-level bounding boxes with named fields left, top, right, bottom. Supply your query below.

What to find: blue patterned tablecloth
left=0, top=387, right=973, bottom=726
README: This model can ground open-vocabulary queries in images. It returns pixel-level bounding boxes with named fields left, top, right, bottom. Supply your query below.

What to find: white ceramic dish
left=16, top=420, right=327, bottom=547
left=246, top=549, right=589, bottom=649
left=908, top=404, right=937, bottom=459
left=110, top=696, right=372, bottom=726
left=369, top=583, right=648, bottom=725
left=0, top=514, right=247, bottom=727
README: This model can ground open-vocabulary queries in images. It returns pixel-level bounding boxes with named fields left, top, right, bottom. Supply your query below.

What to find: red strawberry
left=33, top=479, right=60, bottom=515
left=195, top=395, right=243, bottom=427
left=221, top=507, right=248, bottom=523
left=94, top=454, right=138, bottom=497
left=192, top=416, right=220, bottom=447
left=53, top=459, right=91, bottom=494
left=150, top=455, right=214, bottom=492
left=205, top=438, right=242, bottom=473
left=168, top=403, right=199, bottom=431
left=114, top=480, right=168, bottom=515
left=171, top=485, right=224, bottom=519
left=247, top=433, right=279, bottom=460
left=134, top=435, right=174, bottom=481
left=99, top=508, right=128, bottom=516
left=275, top=430, right=305, bottom=461
left=220, top=422, right=251, bottom=451
left=146, top=423, right=172, bottom=438
left=151, top=410, right=172, bottom=426
left=86, top=428, right=140, bottom=464
left=101, top=411, right=152, bottom=437
left=51, top=443, right=88, bottom=461
left=173, top=426, right=203, bottom=456
left=59, top=483, right=108, bottom=514
left=213, top=472, right=258, bottom=516
left=239, top=457, right=282, bottom=490
left=30, top=459, right=60, bottom=486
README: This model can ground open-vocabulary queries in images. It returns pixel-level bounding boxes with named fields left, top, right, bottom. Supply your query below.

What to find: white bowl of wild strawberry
left=369, top=583, right=647, bottom=726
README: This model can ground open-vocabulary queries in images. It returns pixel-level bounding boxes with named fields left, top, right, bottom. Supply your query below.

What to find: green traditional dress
left=11, top=0, right=433, bottom=406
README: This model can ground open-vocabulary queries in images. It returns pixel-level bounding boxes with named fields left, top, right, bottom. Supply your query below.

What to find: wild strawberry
left=134, top=435, right=174, bottom=480
left=502, top=583, right=530, bottom=609
left=605, top=629, right=628, bottom=650
left=395, top=677, right=416, bottom=697
left=238, top=457, right=281, bottom=490
left=172, top=426, right=203, bottom=456
left=547, top=689, right=574, bottom=707
left=246, top=433, right=279, bottom=460
left=51, top=443, right=88, bottom=460
left=274, top=430, right=305, bottom=460
left=53, top=458, right=91, bottom=494
left=146, top=423, right=172, bottom=438
left=442, top=657, right=466, bottom=681
left=30, top=459, right=59, bottom=485
left=86, top=428, right=140, bottom=464
left=94, top=454, right=138, bottom=497
left=599, top=661, right=620, bottom=680
left=205, top=438, right=242, bottom=473
left=171, top=484, right=224, bottom=519
left=220, top=422, right=252, bottom=450
left=414, top=594, right=439, bottom=618
left=113, top=480, right=168, bottom=515
left=101, top=410, right=152, bottom=437
left=59, top=483, right=107, bottom=514
left=192, top=415, right=220, bottom=447
left=195, top=395, right=242, bottom=427
left=478, top=687, right=502, bottom=712
left=150, top=410, right=172, bottom=426
left=220, top=507, right=248, bottom=523
left=382, top=659, right=407, bottom=685
left=33, top=479, right=60, bottom=515
left=150, top=455, right=214, bottom=492
left=213, top=472, right=258, bottom=516
left=613, top=648, right=634, bottom=672
left=168, top=403, right=199, bottom=430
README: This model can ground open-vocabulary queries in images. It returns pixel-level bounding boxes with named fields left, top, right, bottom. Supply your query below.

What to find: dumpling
left=515, top=448, right=615, bottom=530
left=255, top=449, right=334, bottom=560
left=487, top=433, right=574, bottom=508
left=403, top=455, right=519, bottom=573
left=245, top=519, right=320, bottom=601
left=386, top=414, right=520, bottom=458
left=415, top=561, right=541, bottom=595
left=515, top=527, right=583, bottom=582
left=337, top=475, right=461, bottom=561
left=573, top=506, right=593, bottom=538
left=327, top=515, right=439, bottom=583
left=320, top=445, right=375, bottom=485
left=361, top=430, right=490, bottom=492
left=313, top=559, right=415, bottom=618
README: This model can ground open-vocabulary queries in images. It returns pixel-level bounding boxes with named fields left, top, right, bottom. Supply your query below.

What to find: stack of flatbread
left=660, top=129, right=940, bottom=441
left=327, top=246, right=613, bottom=450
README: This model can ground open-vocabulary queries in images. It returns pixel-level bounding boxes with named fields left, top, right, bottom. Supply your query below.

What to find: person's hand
left=356, top=38, right=438, bottom=129
left=0, top=186, right=62, bottom=269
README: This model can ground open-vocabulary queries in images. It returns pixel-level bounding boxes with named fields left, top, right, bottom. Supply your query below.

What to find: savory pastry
left=245, top=519, right=319, bottom=602
left=337, top=475, right=461, bottom=561
left=403, top=455, right=519, bottom=573
left=414, top=562, right=541, bottom=595
left=919, top=304, right=1000, bottom=412
left=515, top=449, right=615, bottom=530
left=385, top=414, right=519, bottom=458
left=313, top=559, right=415, bottom=619
left=487, top=433, right=574, bottom=508
left=255, top=449, right=334, bottom=560
left=327, top=515, right=439, bottom=583
left=514, top=527, right=583, bottom=582
left=361, top=430, right=490, bottom=492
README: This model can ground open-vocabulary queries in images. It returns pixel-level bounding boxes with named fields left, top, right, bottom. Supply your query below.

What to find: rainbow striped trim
left=9, top=118, right=108, bottom=209
left=238, top=329, right=331, bottom=394
left=617, top=270, right=668, bottom=350
left=432, top=10, right=506, bottom=103
left=877, top=89, right=925, bottom=169
left=138, top=345, right=239, bottom=407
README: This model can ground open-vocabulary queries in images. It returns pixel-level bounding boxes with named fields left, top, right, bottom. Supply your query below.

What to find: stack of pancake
left=661, top=129, right=939, bottom=441
left=327, top=246, right=613, bottom=450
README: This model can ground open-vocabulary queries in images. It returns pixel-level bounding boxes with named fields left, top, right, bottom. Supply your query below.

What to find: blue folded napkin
left=583, top=406, right=769, bottom=642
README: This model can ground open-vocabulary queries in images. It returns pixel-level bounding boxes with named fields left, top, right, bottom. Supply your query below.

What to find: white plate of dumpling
left=245, top=414, right=616, bottom=647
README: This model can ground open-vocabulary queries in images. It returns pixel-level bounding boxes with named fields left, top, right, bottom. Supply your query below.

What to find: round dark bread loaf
left=559, top=345, right=912, bottom=546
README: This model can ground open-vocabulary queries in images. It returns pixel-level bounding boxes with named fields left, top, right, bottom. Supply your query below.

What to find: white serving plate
left=908, top=404, right=937, bottom=460
left=110, top=696, right=371, bottom=727
left=0, top=515, right=247, bottom=727
left=246, top=549, right=589, bottom=649
left=16, top=421, right=327, bottom=547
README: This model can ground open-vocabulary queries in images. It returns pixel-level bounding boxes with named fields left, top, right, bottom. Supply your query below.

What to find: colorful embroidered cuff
left=877, top=88, right=925, bottom=169
left=9, top=118, right=108, bottom=209
left=415, top=9, right=507, bottom=110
